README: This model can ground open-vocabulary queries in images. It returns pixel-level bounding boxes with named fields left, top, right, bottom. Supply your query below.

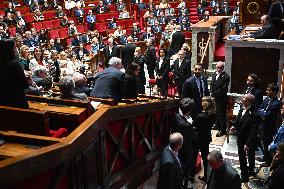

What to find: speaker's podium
left=191, top=16, right=230, bottom=70
left=225, top=36, right=284, bottom=95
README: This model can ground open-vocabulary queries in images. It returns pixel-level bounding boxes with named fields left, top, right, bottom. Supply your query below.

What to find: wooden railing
left=0, top=99, right=179, bottom=189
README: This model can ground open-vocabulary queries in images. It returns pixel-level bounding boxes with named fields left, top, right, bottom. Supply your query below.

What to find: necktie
left=199, top=78, right=204, bottom=97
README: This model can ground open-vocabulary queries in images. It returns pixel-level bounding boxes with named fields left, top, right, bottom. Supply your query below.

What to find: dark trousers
left=179, top=140, right=193, bottom=182
left=192, top=142, right=210, bottom=178
left=215, top=100, right=227, bottom=133
left=260, top=128, right=274, bottom=164
left=157, top=79, right=168, bottom=97
left=147, top=65, right=155, bottom=79
left=175, top=79, right=184, bottom=97
left=238, top=142, right=255, bottom=180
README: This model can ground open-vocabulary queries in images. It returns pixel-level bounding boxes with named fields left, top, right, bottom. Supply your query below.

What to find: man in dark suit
left=74, top=5, right=84, bottom=23
left=232, top=94, right=258, bottom=182
left=168, top=25, right=185, bottom=57
left=211, top=62, right=230, bottom=137
left=249, top=15, right=282, bottom=39
left=258, top=83, right=281, bottom=166
left=268, top=0, right=284, bottom=32
left=103, top=38, right=120, bottom=67
left=182, top=64, right=209, bottom=118
left=171, top=98, right=197, bottom=187
left=90, top=57, right=125, bottom=101
left=93, top=0, right=109, bottom=14
left=171, top=49, right=191, bottom=96
left=245, top=74, right=263, bottom=110
left=145, top=39, right=157, bottom=79
left=207, top=150, right=241, bottom=189
left=157, top=132, right=184, bottom=189
left=121, top=36, right=136, bottom=69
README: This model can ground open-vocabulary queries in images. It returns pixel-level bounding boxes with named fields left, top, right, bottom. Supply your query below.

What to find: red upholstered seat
left=107, top=12, right=119, bottom=19
left=43, top=11, right=55, bottom=20
left=116, top=20, right=125, bottom=27
left=49, top=30, right=59, bottom=39
left=77, top=25, right=85, bottom=34
left=96, top=14, right=108, bottom=22
left=58, top=28, right=68, bottom=38
left=49, top=128, right=68, bottom=138
left=25, top=14, right=35, bottom=23
left=9, top=27, right=16, bottom=37
left=95, top=22, right=107, bottom=32
left=0, top=10, right=5, bottom=16
left=52, top=19, right=61, bottom=28
left=148, top=79, right=157, bottom=84
left=109, top=5, right=116, bottom=12
left=66, top=37, right=73, bottom=46
left=42, top=20, right=53, bottom=29
left=33, top=22, right=43, bottom=32
left=184, top=31, right=192, bottom=38
left=124, top=19, right=133, bottom=27
left=85, top=44, right=91, bottom=51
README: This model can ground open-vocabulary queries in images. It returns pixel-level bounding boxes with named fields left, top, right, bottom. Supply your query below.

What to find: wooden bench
left=0, top=106, right=67, bottom=138
left=27, top=95, right=93, bottom=132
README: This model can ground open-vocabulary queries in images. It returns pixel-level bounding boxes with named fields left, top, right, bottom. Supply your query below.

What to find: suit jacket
left=207, top=161, right=241, bottom=189
left=269, top=1, right=284, bottom=29
left=90, top=67, right=125, bottom=100
left=145, top=46, right=157, bottom=68
left=171, top=58, right=191, bottom=84
left=122, top=43, right=136, bottom=68
left=103, top=45, right=120, bottom=65
left=266, top=163, right=284, bottom=189
left=249, top=21, right=282, bottom=39
left=211, top=71, right=230, bottom=106
left=194, top=112, right=215, bottom=144
left=245, top=87, right=263, bottom=110
left=122, top=75, right=138, bottom=99
left=258, top=97, right=281, bottom=133
left=234, top=106, right=259, bottom=147
left=134, top=54, right=146, bottom=85
left=182, top=75, right=209, bottom=115
left=156, top=58, right=170, bottom=82
left=169, top=31, right=185, bottom=56
left=0, top=60, right=29, bottom=108
left=172, top=113, right=197, bottom=142
left=157, top=146, right=184, bottom=189
left=74, top=9, right=84, bottom=18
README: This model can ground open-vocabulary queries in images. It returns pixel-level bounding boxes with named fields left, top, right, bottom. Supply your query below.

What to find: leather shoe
left=216, top=131, right=225, bottom=137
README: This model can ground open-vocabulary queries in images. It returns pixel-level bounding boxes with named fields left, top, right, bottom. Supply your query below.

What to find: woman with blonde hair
left=193, top=96, right=216, bottom=181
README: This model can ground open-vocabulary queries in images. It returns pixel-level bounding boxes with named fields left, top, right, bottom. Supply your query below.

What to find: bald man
left=121, top=36, right=136, bottom=69
left=157, top=133, right=184, bottom=189
left=211, top=61, right=230, bottom=137
left=231, top=94, right=258, bottom=182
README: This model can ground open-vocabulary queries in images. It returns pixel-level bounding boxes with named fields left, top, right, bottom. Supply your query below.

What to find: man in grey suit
left=90, top=57, right=125, bottom=101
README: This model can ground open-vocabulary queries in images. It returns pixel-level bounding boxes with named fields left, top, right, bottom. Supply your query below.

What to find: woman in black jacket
left=0, top=39, right=29, bottom=108
left=193, top=96, right=216, bottom=181
left=122, top=62, right=140, bottom=99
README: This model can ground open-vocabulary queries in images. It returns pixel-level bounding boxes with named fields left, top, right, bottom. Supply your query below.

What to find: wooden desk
left=28, top=102, right=86, bottom=115
left=0, top=143, right=36, bottom=158
left=28, top=101, right=88, bottom=132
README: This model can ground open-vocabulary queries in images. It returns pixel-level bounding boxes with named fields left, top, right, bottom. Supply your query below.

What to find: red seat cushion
left=52, top=19, right=61, bottom=28
left=149, top=79, right=157, bottom=84
left=49, top=30, right=59, bottom=39
left=49, top=128, right=68, bottom=138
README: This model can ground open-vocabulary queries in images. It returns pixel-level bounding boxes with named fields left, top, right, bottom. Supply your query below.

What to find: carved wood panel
left=241, top=0, right=269, bottom=25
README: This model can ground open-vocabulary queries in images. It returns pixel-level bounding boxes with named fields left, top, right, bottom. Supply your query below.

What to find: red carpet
left=214, top=42, right=225, bottom=62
